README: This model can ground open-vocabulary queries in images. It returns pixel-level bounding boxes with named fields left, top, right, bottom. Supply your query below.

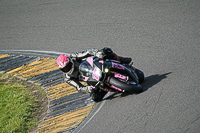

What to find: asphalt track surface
left=1, top=0, right=200, bottom=133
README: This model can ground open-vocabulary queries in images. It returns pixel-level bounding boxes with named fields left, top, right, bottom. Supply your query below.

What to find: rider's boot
left=102, top=47, right=132, bottom=64
left=113, top=54, right=132, bottom=64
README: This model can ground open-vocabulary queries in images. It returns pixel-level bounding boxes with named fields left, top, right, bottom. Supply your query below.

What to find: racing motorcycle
left=79, top=56, right=144, bottom=95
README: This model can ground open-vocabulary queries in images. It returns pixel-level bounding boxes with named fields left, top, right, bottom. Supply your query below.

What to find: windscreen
left=79, top=61, right=93, bottom=77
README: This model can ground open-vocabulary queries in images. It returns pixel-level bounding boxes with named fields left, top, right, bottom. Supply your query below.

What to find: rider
left=56, top=47, right=132, bottom=102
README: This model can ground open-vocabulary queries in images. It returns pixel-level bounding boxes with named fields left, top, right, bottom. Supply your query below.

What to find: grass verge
left=0, top=73, right=48, bottom=133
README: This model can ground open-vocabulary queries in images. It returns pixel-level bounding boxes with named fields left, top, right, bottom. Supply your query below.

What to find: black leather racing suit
left=63, top=47, right=116, bottom=94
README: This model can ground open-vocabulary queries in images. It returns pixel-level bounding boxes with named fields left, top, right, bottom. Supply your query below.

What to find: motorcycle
left=79, top=56, right=144, bottom=97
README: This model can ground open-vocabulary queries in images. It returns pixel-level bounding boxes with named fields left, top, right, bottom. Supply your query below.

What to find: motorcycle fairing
left=86, top=57, right=93, bottom=67
left=105, top=61, right=138, bottom=84
left=110, top=85, right=123, bottom=92
left=92, top=66, right=102, bottom=81
left=111, top=62, right=125, bottom=70
left=79, top=57, right=143, bottom=93
left=114, top=72, right=127, bottom=80
left=79, top=57, right=103, bottom=86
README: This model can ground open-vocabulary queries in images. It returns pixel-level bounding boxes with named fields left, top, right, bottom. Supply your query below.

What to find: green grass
left=0, top=73, right=46, bottom=133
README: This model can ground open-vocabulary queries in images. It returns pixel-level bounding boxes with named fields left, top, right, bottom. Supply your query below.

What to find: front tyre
left=108, top=77, right=143, bottom=93
left=91, top=89, right=107, bottom=102
left=134, top=68, right=144, bottom=83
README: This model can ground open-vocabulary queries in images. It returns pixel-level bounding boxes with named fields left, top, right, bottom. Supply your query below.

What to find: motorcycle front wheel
left=108, top=77, right=143, bottom=93
left=134, top=68, right=144, bottom=83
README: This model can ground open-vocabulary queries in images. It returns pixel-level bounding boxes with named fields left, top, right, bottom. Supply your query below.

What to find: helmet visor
left=60, top=62, right=73, bottom=73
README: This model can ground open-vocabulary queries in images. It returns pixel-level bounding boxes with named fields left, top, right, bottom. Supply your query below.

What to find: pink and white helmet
left=57, top=54, right=74, bottom=74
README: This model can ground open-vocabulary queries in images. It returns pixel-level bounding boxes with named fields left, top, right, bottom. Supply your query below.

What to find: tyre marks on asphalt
left=0, top=54, right=94, bottom=133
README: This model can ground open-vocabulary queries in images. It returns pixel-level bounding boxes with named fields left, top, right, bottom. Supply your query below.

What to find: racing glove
left=79, top=86, right=92, bottom=93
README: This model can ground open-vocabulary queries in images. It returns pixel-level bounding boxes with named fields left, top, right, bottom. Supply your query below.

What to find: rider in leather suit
left=57, top=47, right=132, bottom=102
